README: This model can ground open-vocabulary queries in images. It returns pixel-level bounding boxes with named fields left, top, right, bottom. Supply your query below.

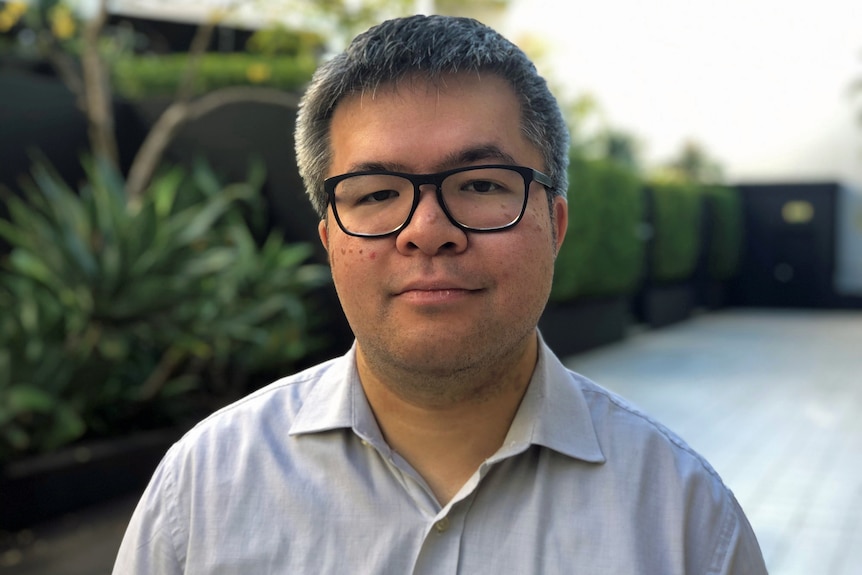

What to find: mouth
left=393, top=281, right=482, bottom=305
left=394, top=279, right=480, bottom=294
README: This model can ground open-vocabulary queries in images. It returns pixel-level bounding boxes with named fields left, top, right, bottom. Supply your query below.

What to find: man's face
left=319, top=73, right=567, bottom=385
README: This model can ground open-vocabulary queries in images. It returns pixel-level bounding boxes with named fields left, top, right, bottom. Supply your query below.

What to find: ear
left=552, top=196, right=568, bottom=254
left=318, top=219, right=330, bottom=252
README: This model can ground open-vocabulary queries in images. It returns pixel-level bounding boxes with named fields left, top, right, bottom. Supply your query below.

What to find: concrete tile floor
left=564, top=308, right=862, bottom=575
left=2, top=309, right=860, bottom=573
left=0, top=493, right=137, bottom=574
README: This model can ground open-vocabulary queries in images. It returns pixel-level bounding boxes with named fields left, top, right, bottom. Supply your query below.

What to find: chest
left=177, top=445, right=692, bottom=574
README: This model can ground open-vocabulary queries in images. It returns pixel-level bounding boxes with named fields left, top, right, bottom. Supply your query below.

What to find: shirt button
left=434, top=517, right=450, bottom=533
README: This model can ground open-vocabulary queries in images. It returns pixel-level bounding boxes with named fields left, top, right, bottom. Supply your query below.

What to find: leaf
left=0, top=217, right=30, bottom=250
left=173, top=188, right=252, bottom=246
left=7, top=385, right=58, bottom=414
left=9, top=250, right=54, bottom=286
left=183, top=247, right=237, bottom=277
left=192, top=157, right=223, bottom=198
left=41, top=405, right=87, bottom=451
left=151, top=166, right=186, bottom=218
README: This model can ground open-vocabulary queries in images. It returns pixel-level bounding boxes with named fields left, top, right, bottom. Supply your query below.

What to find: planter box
left=0, top=428, right=183, bottom=531
left=639, top=282, right=695, bottom=328
left=698, top=279, right=728, bottom=310
left=539, top=296, right=630, bottom=357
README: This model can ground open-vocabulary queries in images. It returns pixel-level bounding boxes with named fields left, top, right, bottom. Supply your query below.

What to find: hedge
left=703, top=184, right=744, bottom=281
left=111, top=53, right=317, bottom=100
left=550, top=158, right=644, bottom=303
left=648, top=181, right=702, bottom=284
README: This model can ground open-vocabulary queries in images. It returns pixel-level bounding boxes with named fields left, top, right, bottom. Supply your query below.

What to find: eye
left=461, top=180, right=512, bottom=195
left=358, top=189, right=400, bottom=204
left=462, top=179, right=507, bottom=194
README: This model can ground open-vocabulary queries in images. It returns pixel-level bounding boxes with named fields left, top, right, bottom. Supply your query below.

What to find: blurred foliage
left=563, top=94, right=643, bottom=171
left=0, top=0, right=70, bottom=39
left=512, top=35, right=643, bottom=172
left=111, top=52, right=317, bottom=99
left=0, top=157, right=331, bottom=462
left=654, top=139, right=724, bottom=186
left=647, top=181, right=702, bottom=284
left=0, top=0, right=85, bottom=61
left=286, top=0, right=414, bottom=49
left=0, top=1, right=27, bottom=33
left=703, top=184, right=744, bottom=281
left=851, top=49, right=862, bottom=126
left=551, top=157, right=644, bottom=302
left=435, top=0, right=511, bottom=21
left=246, top=24, right=325, bottom=57
left=650, top=139, right=741, bottom=283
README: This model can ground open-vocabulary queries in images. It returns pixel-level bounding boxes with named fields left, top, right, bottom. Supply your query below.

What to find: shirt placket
left=410, top=494, right=474, bottom=575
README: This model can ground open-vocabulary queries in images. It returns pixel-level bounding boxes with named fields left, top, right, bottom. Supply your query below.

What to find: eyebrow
left=441, top=145, right=517, bottom=169
left=344, top=145, right=518, bottom=174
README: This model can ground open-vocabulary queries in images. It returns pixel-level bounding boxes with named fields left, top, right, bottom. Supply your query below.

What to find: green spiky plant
left=0, top=157, right=330, bottom=461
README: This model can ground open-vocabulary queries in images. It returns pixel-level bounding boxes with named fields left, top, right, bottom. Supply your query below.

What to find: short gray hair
left=295, top=14, right=570, bottom=218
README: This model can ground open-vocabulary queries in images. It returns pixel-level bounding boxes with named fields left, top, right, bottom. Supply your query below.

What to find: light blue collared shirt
left=114, top=338, right=766, bottom=574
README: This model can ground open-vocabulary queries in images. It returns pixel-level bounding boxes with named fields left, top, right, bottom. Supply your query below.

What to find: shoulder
left=211, top=355, right=343, bottom=414
left=183, top=356, right=342, bottom=440
left=562, top=370, right=765, bottom=573
left=570, top=369, right=724, bottom=481
left=114, top=355, right=354, bottom=572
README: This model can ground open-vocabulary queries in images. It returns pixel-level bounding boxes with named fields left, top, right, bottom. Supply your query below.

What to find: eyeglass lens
left=332, top=167, right=528, bottom=236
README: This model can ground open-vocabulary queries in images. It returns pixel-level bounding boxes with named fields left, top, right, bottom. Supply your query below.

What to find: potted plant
left=0, top=157, right=331, bottom=529
left=541, top=157, right=644, bottom=356
left=634, top=181, right=702, bottom=328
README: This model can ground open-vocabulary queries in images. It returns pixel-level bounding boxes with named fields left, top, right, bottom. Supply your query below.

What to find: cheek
left=335, top=246, right=378, bottom=260
left=329, top=243, right=382, bottom=292
left=527, top=203, right=553, bottom=235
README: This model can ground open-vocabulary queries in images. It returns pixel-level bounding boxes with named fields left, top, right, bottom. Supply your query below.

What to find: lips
left=393, top=279, right=479, bottom=296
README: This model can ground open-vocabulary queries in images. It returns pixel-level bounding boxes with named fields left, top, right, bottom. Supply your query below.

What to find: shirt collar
left=289, top=344, right=387, bottom=447
left=501, top=333, right=606, bottom=463
left=289, top=336, right=605, bottom=464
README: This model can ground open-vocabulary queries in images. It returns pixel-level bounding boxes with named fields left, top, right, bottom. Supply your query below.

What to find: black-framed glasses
left=323, top=164, right=553, bottom=238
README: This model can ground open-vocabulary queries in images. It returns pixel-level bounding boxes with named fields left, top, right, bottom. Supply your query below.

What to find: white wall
left=836, top=185, right=862, bottom=295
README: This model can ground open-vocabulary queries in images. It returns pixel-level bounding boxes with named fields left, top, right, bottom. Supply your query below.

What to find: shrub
left=111, top=53, right=317, bottom=99
left=0, top=157, right=330, bottom=461
left=551, top=158, right=644, bottom=303
left=647, top=181, right=702, bottom=283
left=703, top=184, right=744, bottom=281
left=246, top=25, right=325, bottom=58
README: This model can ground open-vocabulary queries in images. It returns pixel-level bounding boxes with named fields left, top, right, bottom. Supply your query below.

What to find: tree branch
left=125, top=87, right=301, bottom=202
left=176, top=19, right=219, bottom=102
left=80, top=0, right=118, bottom=167
left=137, top=346, right=185, bottom=403
left=36, top=30, right=85, bottom=102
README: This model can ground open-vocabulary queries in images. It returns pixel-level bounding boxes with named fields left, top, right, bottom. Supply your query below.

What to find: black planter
left=638, top=282, right=695, bottom=328
left=539, top=296, right=630, bottom=357
left=0, top=428, right=182, bottom=531
left=698, top=280, right=728, bottom=310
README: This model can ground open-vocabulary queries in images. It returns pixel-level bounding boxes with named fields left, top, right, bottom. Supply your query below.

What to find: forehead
left=327, top=73, right=541, bottom=175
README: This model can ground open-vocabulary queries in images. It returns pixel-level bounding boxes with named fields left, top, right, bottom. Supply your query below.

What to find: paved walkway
left=565, top=309, right=862, bottom=575
left=2, top=309, right=860, bottom=573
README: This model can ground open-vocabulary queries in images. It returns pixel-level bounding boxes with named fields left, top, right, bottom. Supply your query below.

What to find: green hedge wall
left=111, top=53, right=317, bottom=99
left=550, top=158, right=644, bottom=303
left=648, top=181, right=702, bottom=284
left=703, top=185, right=744, bottom=281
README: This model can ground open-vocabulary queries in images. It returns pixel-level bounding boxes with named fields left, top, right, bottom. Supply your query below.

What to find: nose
left=395, top=185, right=468, bottom=255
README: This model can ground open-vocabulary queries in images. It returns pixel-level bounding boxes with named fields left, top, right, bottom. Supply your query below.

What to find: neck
left=356, top=332, right=539, bottom=504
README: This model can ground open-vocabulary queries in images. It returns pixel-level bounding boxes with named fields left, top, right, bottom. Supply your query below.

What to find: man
left=114, top=15, right=766, bottom=574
